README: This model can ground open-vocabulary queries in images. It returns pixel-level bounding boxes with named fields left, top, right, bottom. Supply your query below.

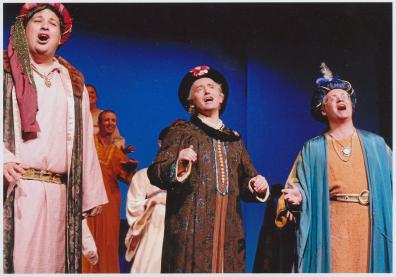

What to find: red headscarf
left=8, top=3, right=73, bottom=140
left=18, top=3, right=73, bottom=44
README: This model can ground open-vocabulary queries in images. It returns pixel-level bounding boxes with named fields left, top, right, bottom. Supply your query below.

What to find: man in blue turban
left=276, top=63, right=392, bottom=273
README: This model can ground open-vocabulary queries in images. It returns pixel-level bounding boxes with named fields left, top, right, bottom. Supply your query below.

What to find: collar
left=30, top=58, right=62, bottom=81
left=197, top=113, right=224, bottom=130
left=191, top=115, right=240, bottom=142
left=31, top=57, right=62, bottom=74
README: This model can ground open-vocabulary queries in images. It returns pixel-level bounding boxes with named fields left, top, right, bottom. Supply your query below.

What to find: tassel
left=12, top=17, right=36, bottom=88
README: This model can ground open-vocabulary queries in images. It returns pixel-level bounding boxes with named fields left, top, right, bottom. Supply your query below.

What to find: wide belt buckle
left=358, top=189, right=369, bottom=205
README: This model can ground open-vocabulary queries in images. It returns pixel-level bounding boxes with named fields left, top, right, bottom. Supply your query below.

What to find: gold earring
left=188, top=104, right=196, bottom=115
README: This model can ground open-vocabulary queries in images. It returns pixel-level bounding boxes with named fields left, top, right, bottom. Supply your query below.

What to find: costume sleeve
left=3, top=146, right=19, bottom=164
left=3, top=147, right=20, bottom=193
left=126, top=169, right=150, bottom=228
left=3, top=76, right=21, bottom=192
left=112, top=125, right=126, bottom=149
left=81, top=86, right=108, bottom=212
left=3, top=70, right=18, bottom=164
left=238, top=140, right=266, bottom=202
left=275, top=152, right=302, bottom=228
left=81, top=218, right=98, bottom=265
left=125, top=168, right=156, bottom=261
left=147, top=126, right=196, bottom=190
left=386, top=144, right=392, bottom=192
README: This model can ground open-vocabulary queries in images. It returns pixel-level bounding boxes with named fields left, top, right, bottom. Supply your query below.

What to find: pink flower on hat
left=190, top=65, right=210, bottom=77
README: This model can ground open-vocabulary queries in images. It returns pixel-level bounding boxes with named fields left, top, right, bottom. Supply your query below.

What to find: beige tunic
left=328, top=135, right=370, bottom=272
left=4, top=58, right=108, bottom=273
left=125, top=168, right=166, bottom=273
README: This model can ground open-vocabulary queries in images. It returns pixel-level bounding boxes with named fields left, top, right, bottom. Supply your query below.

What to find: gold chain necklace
left=328, top=129, right=356, bottom=162
left=31, top=63, right=57, bottom=87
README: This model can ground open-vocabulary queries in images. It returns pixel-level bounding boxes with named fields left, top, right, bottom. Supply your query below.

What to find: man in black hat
left=276, top=63, right=392, bottom=273
left=147, top=65, right=270, bottom=273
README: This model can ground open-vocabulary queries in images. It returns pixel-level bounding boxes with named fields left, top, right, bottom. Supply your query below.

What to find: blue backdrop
left=3, top=3, right=392, bottom=273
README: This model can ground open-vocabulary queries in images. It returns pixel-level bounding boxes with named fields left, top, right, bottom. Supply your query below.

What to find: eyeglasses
left=323, top=93, right=350, bottom=104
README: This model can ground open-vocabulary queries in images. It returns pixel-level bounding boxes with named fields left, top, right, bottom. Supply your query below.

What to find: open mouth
left=38, top=33, right=49, bottom=43
left=337, top=104, right=347, bottom=111
left=204, top=97, right=214, bottom=103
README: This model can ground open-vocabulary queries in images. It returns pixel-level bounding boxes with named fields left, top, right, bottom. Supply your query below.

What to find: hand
left=178, top=145, right=197, bottom=164
left=250, top=175, right=269, bottom=194
left=121, top=145, right=136, bottom=154
left=88, top=205, right=103, bottom=216
left=85, top=250, right=98, bottom=266
left=120, top=159, right=138, bottom=172
left=3, top=162, right=28, bottom=184
left=282, top=182, right=302, bottom=206
left=286, top=210, right=296, bottom=223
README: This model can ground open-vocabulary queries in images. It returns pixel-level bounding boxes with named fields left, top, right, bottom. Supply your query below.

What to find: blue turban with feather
left=311, top=62, right=356, bottom=122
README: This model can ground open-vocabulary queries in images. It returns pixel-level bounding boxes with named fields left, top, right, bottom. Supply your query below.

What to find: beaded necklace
left=212, top=139, right=229, bottom=196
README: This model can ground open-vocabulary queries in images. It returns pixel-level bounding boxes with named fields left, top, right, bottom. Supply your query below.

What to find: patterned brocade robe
left=147, top=116, right=267, bottom=273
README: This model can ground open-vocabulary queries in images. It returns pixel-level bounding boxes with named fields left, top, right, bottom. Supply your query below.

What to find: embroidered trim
left=222, top=142, right=230, bottom=194
left=57, top=56, right=84, bottom=97
left=168, top=161, right=177, bottom=183
left=212, top=139, right=229, bottom=196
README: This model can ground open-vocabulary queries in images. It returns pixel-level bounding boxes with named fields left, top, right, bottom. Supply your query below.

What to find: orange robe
left=82, top=136, right=134, bottom=273
left=328, top=136, right=370, bottom=272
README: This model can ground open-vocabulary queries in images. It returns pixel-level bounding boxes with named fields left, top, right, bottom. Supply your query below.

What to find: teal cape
left=296, top=129, right=392, bottom=273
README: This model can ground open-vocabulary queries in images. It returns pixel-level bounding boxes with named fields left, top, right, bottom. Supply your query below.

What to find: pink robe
left=3, top=58, right=108, bottom=273
left=125, top=168, right=166, bottom=273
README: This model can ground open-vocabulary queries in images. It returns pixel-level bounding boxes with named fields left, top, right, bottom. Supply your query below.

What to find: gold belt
left=330, top=189, right=369, bottom=205
left=21, top=168, right=66, bottom=185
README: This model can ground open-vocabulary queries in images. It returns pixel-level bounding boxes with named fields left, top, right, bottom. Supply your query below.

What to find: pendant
left=44, top=77, right=51, bottom=87
left=341, top=147, right=352, bottom=156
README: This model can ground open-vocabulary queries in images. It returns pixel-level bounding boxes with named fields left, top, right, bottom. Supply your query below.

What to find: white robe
left=125, top=168, right=166, bottom=273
